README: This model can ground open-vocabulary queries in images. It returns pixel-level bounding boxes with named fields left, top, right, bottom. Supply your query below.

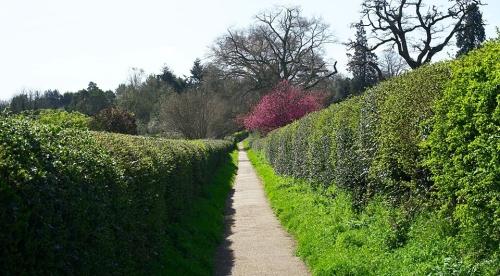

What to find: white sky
left=0, top=0, right=498, bottom=100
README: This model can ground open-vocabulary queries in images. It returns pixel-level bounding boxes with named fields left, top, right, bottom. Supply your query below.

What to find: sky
left=0, top=0, right=498, bottom=100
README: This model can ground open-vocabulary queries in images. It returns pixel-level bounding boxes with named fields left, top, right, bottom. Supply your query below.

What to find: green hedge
left=251, top=42, right=499, bottom=258
left=224, top=130, right=249, bottom=144
left=424, top=42, right=499, bottom=253
left=252, top=61, right=451, bottom=204
left=247, top=147, right=498, bottom=275
left=0, top=116, right=233, bottom=274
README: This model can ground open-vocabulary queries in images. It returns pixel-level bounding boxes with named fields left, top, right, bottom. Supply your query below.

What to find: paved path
left=214, top=144, right=309, bottom=276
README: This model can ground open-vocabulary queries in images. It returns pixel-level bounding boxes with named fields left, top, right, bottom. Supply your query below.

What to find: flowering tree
left=242, top=81, right=325, bottom=134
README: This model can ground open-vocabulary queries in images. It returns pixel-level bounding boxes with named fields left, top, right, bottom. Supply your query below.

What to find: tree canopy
left=212, top=7, right=337, bottom=93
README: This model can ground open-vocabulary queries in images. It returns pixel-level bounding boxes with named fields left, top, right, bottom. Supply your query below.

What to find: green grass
left=246, top=147, right=498, bottom=275
left=162, top=150, right=238, bottom=275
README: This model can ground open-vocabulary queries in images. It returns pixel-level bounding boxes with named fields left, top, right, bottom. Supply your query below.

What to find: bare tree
left=380, top=47, right=409, bottom=77
left=360, top=0, right=482, bottom=69
left=157, top=87, right=235, bottom=139
left=212, top=6, right=337, bottom=92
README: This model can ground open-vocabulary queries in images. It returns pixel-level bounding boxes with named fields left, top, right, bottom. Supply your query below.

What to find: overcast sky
left=0, top=0, right=498, bottom=100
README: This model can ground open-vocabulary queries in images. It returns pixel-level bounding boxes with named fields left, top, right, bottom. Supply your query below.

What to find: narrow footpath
left=214, top=144, right=309, bottom=276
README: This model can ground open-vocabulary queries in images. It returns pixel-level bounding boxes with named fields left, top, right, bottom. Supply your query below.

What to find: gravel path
left=214, top=144, right=309, bottom=276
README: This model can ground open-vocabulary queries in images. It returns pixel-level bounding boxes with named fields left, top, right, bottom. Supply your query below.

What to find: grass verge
left=246, top=147, right=498, bottom=275
left=163, top=150, right=238, bottom=275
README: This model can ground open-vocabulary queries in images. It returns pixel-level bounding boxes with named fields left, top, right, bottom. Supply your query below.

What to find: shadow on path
left=213, top=146, right=309, bottom=276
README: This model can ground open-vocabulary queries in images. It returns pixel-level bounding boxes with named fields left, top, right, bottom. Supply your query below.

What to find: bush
left=242, top=81, right=325, bottom=134
left=12, top=109, right=91, bottom=129
left=0, top=116, right=233, bottom=274
left=90, top=106, right=138, bottom=134
left=424, top=41, right=500, bottom=253
left=224, top=130, right=249, bottom=144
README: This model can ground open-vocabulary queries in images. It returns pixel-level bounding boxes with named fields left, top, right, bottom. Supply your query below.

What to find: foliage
left=212, top=6, right=337, bottom=92
left=249, top=43, right=499, bottom=269
left=456, top=3, right=485, bottom=57
left=251, top=62, right=451, bottom=205
left=188, top=58, right=204, bottom=86
left=424, top=41, right=500, bottom=254
left=346, top=21, right=380, bottom=93
left=157, top=66, right=187, bottom=93
left=157, top=87, right=235, bottom=139
left=12, top=109, right=91, bottom=130
left=66, top=82, right=115, bottom=115
left=116, top=62, right=242, bottom=137
left=242, top=81, right=325, bottom=134
left=164, top=150, right=238, bottom=275
left=116, top=72, right=172, bottom=124
left=37, top=109, right=91, bottom=129
left=224, top=130, right=249, bottom=144
left=90, top=106, right=138, bottom=135
left=9, top=89, right=65, bottom=113
left=246, top=148, right=499, bottom=275
left=0, top=116, right=233, bottom=274
left=6, top=83, right=113, bottom=116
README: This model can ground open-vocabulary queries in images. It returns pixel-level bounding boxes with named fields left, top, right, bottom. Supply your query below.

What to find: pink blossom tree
left=242, top=81, right=325, bottom=134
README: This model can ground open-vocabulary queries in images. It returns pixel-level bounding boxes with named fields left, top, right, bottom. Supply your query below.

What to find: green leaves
left=250, top=42, right=500, bottom=268
left=0, top=116, right=233, bottom=274
left=424, top=41, right=500, bottom=253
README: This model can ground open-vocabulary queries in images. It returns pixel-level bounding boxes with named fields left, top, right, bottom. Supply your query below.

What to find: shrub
left=424, top=41, right=500, bottom=253
left=38, top=109, right=91, bottom=129
left=0, top=116, right=233, bottom=274
left=90, top=106, right=138, bottom=134
left=11, top=109, right=91, bottom=129
left=242, top=81, right=325, bottom=134
left=224, top=130, right=249, bottom=144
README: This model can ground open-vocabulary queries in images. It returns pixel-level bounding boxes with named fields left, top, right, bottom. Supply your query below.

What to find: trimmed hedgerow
left=0, top=116, right=233, bottom=274
left=252, top=61, right=451, bottom=206
left=250, top=42, right=499, bottom=271
left=246, top=147, right=498, bottom=275
left=424, top=41, right=500, bottom=255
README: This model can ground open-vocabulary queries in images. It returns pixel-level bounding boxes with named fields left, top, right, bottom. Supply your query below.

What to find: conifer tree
left=346, top=21, right=380, bottom=94
left=456, top=3, right=485, bottom=57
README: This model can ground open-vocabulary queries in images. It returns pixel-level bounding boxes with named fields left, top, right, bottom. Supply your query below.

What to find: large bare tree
left=212, top=7, right=337, bottom=92
left=360, top=0, right=482, bottom=69
left=157, top=87, right=235, bottom=139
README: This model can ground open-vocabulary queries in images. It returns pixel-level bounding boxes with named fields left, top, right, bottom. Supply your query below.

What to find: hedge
left=251, top=42, right=499, bottom=257
left=252, top=61, right=451, bottom=204
left=424, top=41, right=500, bottom=253
left=0, top=116, right=233, bottom=274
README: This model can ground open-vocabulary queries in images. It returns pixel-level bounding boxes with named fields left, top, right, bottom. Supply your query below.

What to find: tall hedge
left=251, top=42, right=499, bottom=253
left=424, top=41, right=499, bottom=253
left=0, top=116, right=233, bottom=274
left=252, top=61, right=451, bottom=204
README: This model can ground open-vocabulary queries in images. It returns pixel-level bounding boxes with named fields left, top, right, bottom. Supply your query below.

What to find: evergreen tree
left=346, top=21, right=379, bottom=94
left=157, top=66, right=187, bottom=93
left=67, top=82, right=115, bottom=115
left=456, top=3, right=485, bottom=57
left=189, top=58, right=204, bottom=85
